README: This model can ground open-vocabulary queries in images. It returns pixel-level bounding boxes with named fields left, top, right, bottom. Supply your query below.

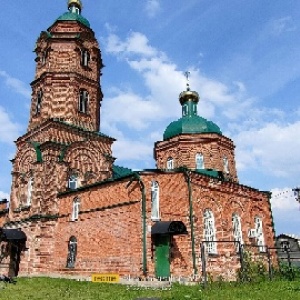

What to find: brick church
left=0, top=0, right=276, bottom=281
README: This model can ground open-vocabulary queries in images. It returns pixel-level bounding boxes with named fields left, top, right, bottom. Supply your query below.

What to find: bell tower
left=9, top=1, right=114, bottom=218
left=29, top=0, right=102, bottom=132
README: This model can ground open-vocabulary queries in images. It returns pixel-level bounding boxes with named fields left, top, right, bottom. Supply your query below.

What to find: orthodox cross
left=185, top=71, right=191, bottom=91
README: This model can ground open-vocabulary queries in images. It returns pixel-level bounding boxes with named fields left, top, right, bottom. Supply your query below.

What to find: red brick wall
left=155, top=133, right=238, bottom=182
left=11, top=170, right=275, bottom=280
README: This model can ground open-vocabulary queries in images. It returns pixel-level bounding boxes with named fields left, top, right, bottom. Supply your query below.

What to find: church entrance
left=154, top=235, right=170, bottom=278
left=151, top=221, right=188, bottom=279
left=0, top=229, right=27, bottom=277
left=8, top=242, right=21, bottom=277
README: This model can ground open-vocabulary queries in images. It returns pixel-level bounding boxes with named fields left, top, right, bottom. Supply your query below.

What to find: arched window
left=223, top=156, right=229, bottom=174
left=255, top=216, right=265, bottom=252
left=151, top=181, right=160, bottom=221
left=26, top=177, right=33, bottom=206
left=41, top=48, right=50, bottom=65
left=182, top=104, right=188, bottom=116
left=81, top=49, right=90, bottom=67
left=36, top=89, right=43, bottom=114
left=167, top=157, right=174, bottom=170
left=79, top=90, right=89, bottom=113
left=196, top=153, right=204, bottom=169
left=68, top=174, right=78, bottom=190
left=71, top=198, right=80, bottom=221
left=203, top=209, right=217, bottom=254
left=232, top=213, right=243, bottom=252
left=66, top=236, right=77, bottom=268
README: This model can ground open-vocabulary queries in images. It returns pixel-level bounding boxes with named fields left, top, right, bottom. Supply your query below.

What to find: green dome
left=163, top=115, right=222, bottom=140
left=56, top=12, right=90, bottom=28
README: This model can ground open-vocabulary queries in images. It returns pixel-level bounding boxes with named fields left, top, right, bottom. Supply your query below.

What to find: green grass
left=0, top=278, right=300, bottom=300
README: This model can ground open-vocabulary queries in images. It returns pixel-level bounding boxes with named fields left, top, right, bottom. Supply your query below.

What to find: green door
left=155, top=235, right=170, bottom=278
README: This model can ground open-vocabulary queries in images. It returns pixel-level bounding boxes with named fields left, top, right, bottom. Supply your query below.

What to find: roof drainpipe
left=126, top=173, right=147, bottom=276
left=182, top=168, right=197, bottom=276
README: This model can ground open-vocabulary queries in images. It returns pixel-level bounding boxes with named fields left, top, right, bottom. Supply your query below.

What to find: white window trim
left=68, top=174, right=78, bottom=190
left=232, top=213, right=243, bottom=252
left=26, top=177, right=33, bottom=206
left=196, top=153, right=204, bottom=169
left=204, top=209, right=217, bottom=254
left=71, top=198, right=80, bottom=221
left=151, top=181, right=160, bottom=221
left=255, top=216, right=265, bottom=252
left=167, top=157, right=174, bottom=170
left=223, top=156, right=229, bottom=174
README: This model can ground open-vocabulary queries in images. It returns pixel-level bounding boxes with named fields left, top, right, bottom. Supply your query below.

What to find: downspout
left=182, top=168, right=197, bottom=275
left=126, top=172, right=147, bottom=276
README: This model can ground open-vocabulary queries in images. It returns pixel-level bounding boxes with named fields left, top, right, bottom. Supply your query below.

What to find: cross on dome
left=68, top=0, right=82, bottom=14
left=185, top=71, right=191, bottom=91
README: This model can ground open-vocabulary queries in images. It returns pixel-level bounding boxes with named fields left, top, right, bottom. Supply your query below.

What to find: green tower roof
left=163, top=82, right=222, bottom=140
left=56, top=11, right=90, bottom=28
left=163, top=115, right=222, bottom=140
left=55, top=1, right=90, bottom=28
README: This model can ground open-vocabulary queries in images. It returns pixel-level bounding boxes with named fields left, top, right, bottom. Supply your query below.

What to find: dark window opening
left=36, top=90, right=43, bottom=114
left=81, top=49, right=90, bottom=67
left=79, top=90, right=88, bottom=113
left=66, top=236, right=77, bottom=268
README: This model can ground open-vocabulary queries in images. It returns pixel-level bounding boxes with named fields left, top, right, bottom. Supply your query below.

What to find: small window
left=255, top=216, right=265, bottom=252
left=203, top=209, right=217, bottom=254
left=196, top=153, right=204, bottom=169
left=280, top=241, right=290, bottom=252
left=223, top=156, right=229, bottom=174
left=81, top=49, right=90, bottom=67
left=71, top=198, right=80, bottom=221
left=68, top=174, right=78, bottom=190
left=41, top=49, right=49, bottom=65
left=36, top=90, right=43, bottom=114
left=79, top=90, right=88, bottom=113
left=26, top=177, right=33, bottom=206
left=167, top=157, right=174, bottom=170
left=182, top=104, right=188, bottom=116
left=232, top=213, right=243, bottom=252
left=151, top=181, right=160, bottom=221
left=66, top=236, right=77, bottom=268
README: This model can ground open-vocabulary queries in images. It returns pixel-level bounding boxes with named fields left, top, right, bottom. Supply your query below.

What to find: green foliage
left=237, top=251, right=269, bottom=282
left=273, top=262, right=300, bottom=281
left=0, top=277, right=300, bottom=300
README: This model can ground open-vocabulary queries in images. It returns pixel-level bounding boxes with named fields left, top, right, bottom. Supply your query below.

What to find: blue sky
left=0, top=0, right=300, bottom=236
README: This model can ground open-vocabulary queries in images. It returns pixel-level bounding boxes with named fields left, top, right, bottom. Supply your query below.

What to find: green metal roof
left=56, top=12, right=90, bottom=28
left=112, top=165, right=134, bottom=180
left=194, top=168, right=222, bottom=179
left=163, top=115, right=222, bottom=140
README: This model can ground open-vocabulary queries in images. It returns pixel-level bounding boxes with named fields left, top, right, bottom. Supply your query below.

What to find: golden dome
left=68, top=0, right=82, bottom=10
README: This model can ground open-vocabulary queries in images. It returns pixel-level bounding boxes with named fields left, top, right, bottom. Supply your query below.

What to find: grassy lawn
left=0, top=278, right=300, bottom=300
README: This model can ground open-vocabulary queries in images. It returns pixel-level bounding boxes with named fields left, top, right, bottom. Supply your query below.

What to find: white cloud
left=102, top=92, right=163, bottom=130
left=0, top=70, right=31, bottom=99
left=270, top=16, right=297, bottom=35
left=0, top=106, right=20, bottom=144
left=105, top=31, right=243, bottom=109
left=235, top=121, right=300, bottom=177
left=145, top=0, right=161, bottom=18
left=106, top=32, right=157, bottom=57
left=0, top=191, right=9, bottom=200
left=271, top=188, right=298, bottom=211
left=112, top=138, right=154, bottom=164
left=270, top=188, right=300, bottom=235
